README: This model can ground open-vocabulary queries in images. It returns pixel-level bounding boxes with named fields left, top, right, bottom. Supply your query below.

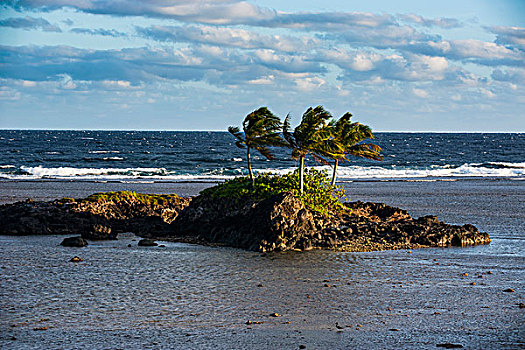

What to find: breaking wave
left=258, top=162, right=525, bottom=179
left=0, top=162, right=523, bottom=181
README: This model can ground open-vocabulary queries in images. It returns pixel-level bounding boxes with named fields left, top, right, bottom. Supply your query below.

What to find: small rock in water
left=257, top=283, right=264, bottom=287
left=436, top=343, right=463, bottom=349
left=518, top=303, right=525, bottom=309
left=70, top=256, right=83, bottom=262
left=246, top=320, right=264, bottom=325
left=299, top=345, right=306, bottom=349
left=61, top=236, right=88, bottom=247
left=138, top=239, right=158, bottom=247
left=503, top=288, right=515, bottom=293
left=128, top=244, right=132, bottom=247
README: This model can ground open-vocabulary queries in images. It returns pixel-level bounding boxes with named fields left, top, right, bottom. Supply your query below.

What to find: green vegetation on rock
left=200, top=168, right=348, bottom=217
left=59, top=191, right=182, bottom=205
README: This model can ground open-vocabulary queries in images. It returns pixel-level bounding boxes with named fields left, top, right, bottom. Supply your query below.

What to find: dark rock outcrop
left=167, top=192, right=491, bottom=252
left=83, top=224, right=115, bottom=240
left=138, top=239, right=158, bottom=247
left=0, top=190, right=491, bottom=252
left=61, top=236, right=88, bottom=247
left=170, top=192, right=320, bottom=251
left=0, top=192, right=191, bottom=239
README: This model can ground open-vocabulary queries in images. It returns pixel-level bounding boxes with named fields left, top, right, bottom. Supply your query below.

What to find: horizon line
left=0, top=128, right=523, bottom=133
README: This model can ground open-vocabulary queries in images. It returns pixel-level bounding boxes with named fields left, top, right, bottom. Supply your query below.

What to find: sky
left=0, top=0, right=524, bottom=131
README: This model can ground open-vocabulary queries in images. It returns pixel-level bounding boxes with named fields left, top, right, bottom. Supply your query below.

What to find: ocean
left=0, top=131, right=523, bottom=349
left=1, top=131, right=524, bottom=182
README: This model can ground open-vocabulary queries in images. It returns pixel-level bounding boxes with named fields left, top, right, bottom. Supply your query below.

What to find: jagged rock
left=61, top=236, right=88, bottom=247
left=0, top=190, right=491, bottom=252
left=82, top=224, right=116, bottom=240
left=171, top=192, right=318, bottom=251
left=0, top=192, right=191, bottom=239
left=168, top=192, right=491, bottom=252
left=138, top=239, right=158, bottom=247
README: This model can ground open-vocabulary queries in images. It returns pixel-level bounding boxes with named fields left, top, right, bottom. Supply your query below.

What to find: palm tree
left=283, top=106, right=343, bottom=194
left=326, top=112, right=383, bottom=186
left=228, top=107, right=284, bottom=182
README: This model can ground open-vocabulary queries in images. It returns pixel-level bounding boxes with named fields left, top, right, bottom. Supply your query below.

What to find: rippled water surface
left=1, top=180, right=524, bottom=349
left=1, top=131, right=524, bottom=181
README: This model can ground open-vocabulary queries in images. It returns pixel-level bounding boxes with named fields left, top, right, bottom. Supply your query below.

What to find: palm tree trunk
left=247, top=147, right=254, bottom=183
left=299, top=155, right=305, bottom=194
left=330, top=159, right=339, bottom=187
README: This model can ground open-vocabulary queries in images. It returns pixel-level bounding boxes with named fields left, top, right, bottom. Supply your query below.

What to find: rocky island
left=0, top=176, right=490, bottom=252
left=0, top=107, right=492, bottom=252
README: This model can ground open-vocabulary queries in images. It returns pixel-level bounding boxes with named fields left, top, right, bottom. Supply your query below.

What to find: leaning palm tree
left=228, top=107, right=284, bottom=182
left=283, top=106, right=343, bottom=194
left=325, top=112, right=383, bottom=186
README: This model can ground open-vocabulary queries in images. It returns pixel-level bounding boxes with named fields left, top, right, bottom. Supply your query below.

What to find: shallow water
left=1, top=180, right=524, bottom=349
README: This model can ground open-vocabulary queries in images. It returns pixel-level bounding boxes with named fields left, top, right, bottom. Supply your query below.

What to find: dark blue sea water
left=0, top=131, right=524, bottom=181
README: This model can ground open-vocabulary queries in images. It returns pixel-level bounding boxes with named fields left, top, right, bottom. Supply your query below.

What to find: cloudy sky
left=0, top=0, right=524, bottom=131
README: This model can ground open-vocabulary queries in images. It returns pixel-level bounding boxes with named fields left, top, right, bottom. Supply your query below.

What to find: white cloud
left=0, top=16, right=61, bottom=32
left=294, top=76, right=325, bottom=92
left=489, top=26, right=525, bottom=50
left=136, top=25, right=318, bottom=52
left=412, top=88, right=429, bottom=98
left=0, top=86, right=21, bottom=101
left=480, top=88, right=495, bottom=98
left=398, top=13, right=461, bottom=28
left=248, top=75, right=275, bottom=85
left=101, top=80, right=132, bottom=88
left=58, top=74, right=76, bottom=89
left=20, top=80, right=37, bottom=87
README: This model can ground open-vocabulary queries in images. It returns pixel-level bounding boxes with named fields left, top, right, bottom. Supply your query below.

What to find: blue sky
left=0, top=0, right=524, bottom=131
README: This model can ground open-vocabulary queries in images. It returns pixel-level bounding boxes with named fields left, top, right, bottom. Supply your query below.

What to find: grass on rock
left=59, top=191, right=181, bottom=205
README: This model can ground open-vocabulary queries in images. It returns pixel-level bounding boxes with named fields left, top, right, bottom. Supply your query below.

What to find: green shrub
left=200, top=168, right=348, bottom=216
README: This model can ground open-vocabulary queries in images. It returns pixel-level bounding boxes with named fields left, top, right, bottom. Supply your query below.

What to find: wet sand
left=0, top=179, right=524, bottom=349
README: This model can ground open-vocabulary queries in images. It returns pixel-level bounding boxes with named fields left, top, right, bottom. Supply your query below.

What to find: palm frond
left=346, top=143, right=383, bottom=161
left=228, top=126, right=245, bottom=148
left=311, top=152, right=331, bottom=165
left=255, top=145, right=274, bottom=160
left=283, top=114, right=296, bottom=148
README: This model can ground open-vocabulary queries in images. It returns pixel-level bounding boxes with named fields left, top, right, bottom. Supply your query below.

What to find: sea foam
left=1, top=162, right=523, bottom=181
